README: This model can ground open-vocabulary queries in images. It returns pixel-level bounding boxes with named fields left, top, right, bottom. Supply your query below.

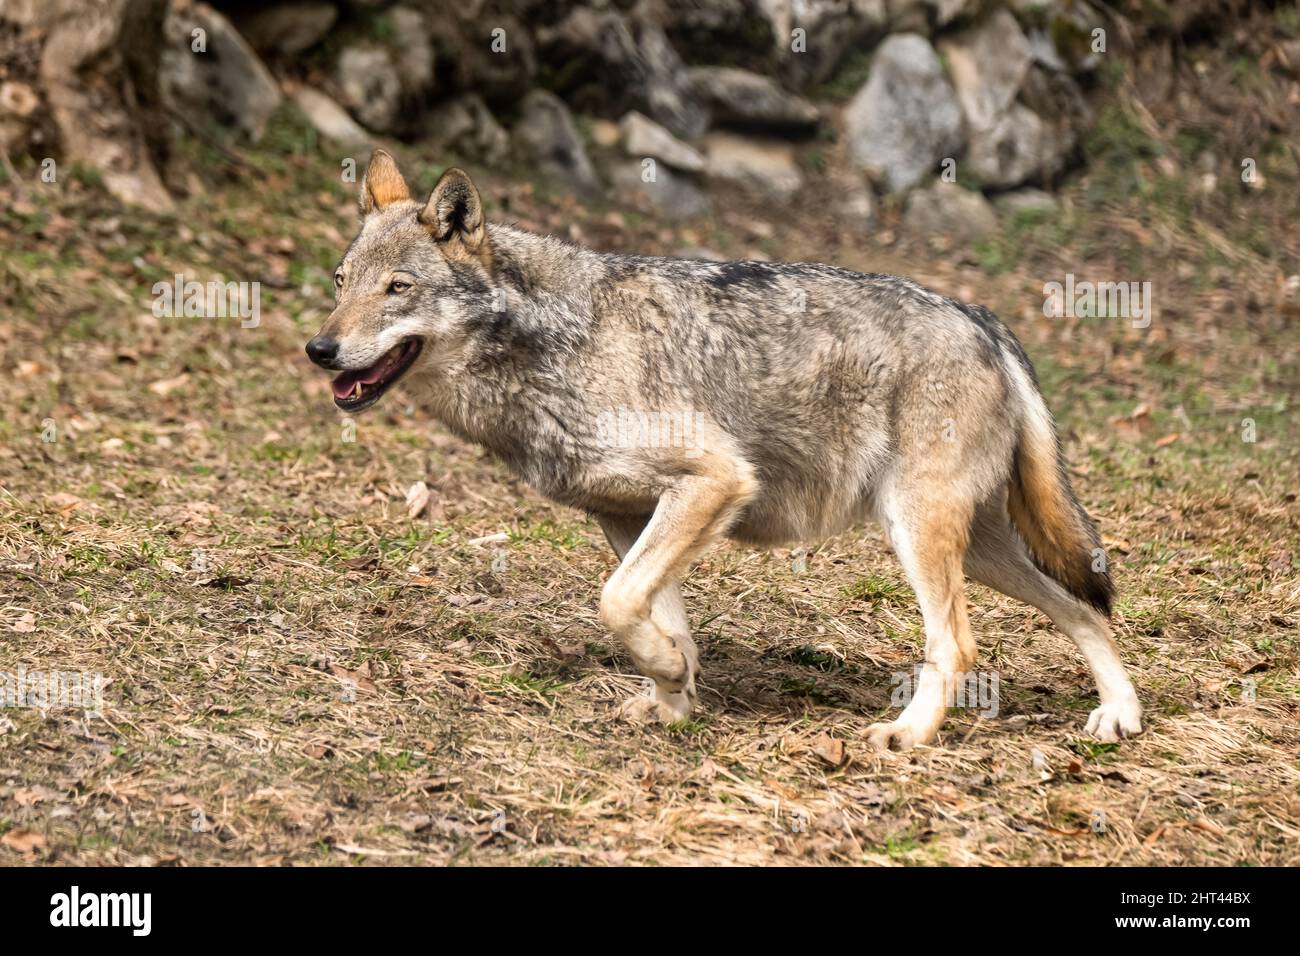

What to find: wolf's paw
left=1085, top=698, right=1144, bottom=742
left=618, top=685, right=694, bottom=725
left=865, top=720, right=921, bottom=752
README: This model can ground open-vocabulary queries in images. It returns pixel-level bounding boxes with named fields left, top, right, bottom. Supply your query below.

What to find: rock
left=233, top=2, right=337, bottom=57
left=1019, top=65, right=1086, bottom=168
left=903, top=184, right=997, bottom=243
left=965, top=104, right=1062, bottom=189
left=688, top=66, right=820, bottom=130
left=995, top=188, right=1059, bottom=215
left=703, top=132, right=803, bottom=201
left=513, top=90, right=601, bottom=195
left=757, top=0, right=888, bottom=89
left=832, top=171, right=878, bottom=232
left=389, top=6, right=436, bottom=95
left=610, top=160, right=710, bottom=220
left=844, top=34, right=962, bottom=193
left=939, top=9, right=1032, bottom=134
left=633, top=20, right=711, bottom=141
left=17, top=0, right=173, bottom=211
left=445, top=14, right=538, bottom=102
left=335, top=45, right=402, bottom=133
left=619, top=111, right=705, bottom=173
left=161, top=1, right=283, bottom=143
left=538, top=10, right=708, bottom=140
left=1025, top=28, right=1069, bottom=72
left=429, top=94, right=510, bottom=166
left=292, top=87, right=370, bottom=147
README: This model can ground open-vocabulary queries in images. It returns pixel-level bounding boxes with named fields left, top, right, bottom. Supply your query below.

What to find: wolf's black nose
left=306, top=336, right=339, bottom=368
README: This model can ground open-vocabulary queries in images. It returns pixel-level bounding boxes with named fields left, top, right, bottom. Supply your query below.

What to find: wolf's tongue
left=332, top=370, right=361, bottom=399
left=330, top=343, right=408, bottom=400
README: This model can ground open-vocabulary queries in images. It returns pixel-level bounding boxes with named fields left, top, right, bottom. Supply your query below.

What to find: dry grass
left=0, top=104, right=1297, bottom=866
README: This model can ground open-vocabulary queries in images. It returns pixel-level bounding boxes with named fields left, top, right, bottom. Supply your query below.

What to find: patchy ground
left=1, top=96, right=1297, bottom=865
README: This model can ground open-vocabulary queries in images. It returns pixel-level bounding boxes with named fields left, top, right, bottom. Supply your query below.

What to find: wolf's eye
left=388, top=280, right=412, bottom=295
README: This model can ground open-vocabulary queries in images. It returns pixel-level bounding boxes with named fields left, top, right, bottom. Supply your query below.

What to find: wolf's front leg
left=596, top=471, right=753, bottom=723
left=598, top=514, right=698, bottom=722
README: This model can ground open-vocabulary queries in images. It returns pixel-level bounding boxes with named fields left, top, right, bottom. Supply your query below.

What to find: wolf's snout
left=306, top=336, right=341, bottom=369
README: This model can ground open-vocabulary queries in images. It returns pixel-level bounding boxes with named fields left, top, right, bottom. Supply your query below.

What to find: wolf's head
left=306, top=150, right=493, bottom=412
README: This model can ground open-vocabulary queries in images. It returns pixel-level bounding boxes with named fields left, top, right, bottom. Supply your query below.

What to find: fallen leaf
left=12, top=787, right=54, bottom=806
left=330, top=664, right=377, bottom=694
left=694, top=758, right=719, bottom=784
left=405, top=481, right=431, bottom=519
left=11, top=612, right=35, bottom=633
left=810, top=733, right=846, bottom=768
left=1, top=829, right=46, bottom=855
left=148, top=373, right=190, bottom=396
left=44, top=492, right=83, bottom=514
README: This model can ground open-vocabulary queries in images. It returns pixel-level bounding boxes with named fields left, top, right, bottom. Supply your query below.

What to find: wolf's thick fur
left=307, top=154, right=1143, bottom=749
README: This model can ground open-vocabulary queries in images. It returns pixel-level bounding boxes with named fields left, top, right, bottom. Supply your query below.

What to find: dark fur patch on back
left=709, top=261, right=779, bottom=291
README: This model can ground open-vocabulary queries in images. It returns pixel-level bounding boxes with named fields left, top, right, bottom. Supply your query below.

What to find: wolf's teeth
left=353, top=381, right=362, bottom=398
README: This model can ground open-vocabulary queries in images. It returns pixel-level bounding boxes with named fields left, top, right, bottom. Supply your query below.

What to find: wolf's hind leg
left=867, top=489, right=978, bottom=751
left=964, top=501, right=1142, bottom=741
left=596, top=469, right=753, bottom=722
left=598, top=514, right=699, bottom=722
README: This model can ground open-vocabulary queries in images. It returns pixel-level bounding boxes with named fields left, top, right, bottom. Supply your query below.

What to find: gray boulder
left=903, top=184, right=998, bottom=243
left=513, top=90, right=601, bottom=195
left=389, top=7, right=436, bottom=95
left=161, top=2, right=283, bottom=143
left=233, top=2, right=337, bottom=58
left=703, top=132, right=803, bottom=201
left=537, top=10, right=708, bottom=140
left=335, top=45, right=402, bottom=133
left=620, top=111, right=706, bottom=173
left=939, top=9, right=1032, bottom=135
left=844, top=33, right=963, bottom=193
left=430, top=95, right=510, bottom=166
left=688, top=66, right=820, bottom=130
left=610, top=160, right=711, bottom=220
left=292, top=87, right=370, bottom=147
left=756, top=0, right=889, bottom=90
left=965, top=104, right=1062, bottom=188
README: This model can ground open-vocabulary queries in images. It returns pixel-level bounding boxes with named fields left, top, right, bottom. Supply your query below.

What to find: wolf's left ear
left=419, top=167, right=491, bottom=270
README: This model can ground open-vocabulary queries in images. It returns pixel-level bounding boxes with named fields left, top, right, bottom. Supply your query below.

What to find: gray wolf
left=305, top=151, right=1143, bottom=750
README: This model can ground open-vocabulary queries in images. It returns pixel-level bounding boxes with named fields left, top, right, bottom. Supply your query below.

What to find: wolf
left=305, top=150, right=1143, bottom=750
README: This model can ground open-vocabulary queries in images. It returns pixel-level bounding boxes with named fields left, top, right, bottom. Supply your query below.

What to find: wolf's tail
left=1003, top=356, right=1114, bottom=616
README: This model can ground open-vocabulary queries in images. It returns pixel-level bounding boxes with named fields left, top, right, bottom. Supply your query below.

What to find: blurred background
left=0, top=1, right=1296, bottom=866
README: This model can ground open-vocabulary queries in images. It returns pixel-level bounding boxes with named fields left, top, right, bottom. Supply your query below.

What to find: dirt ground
left=1, top=97, right=1297, bottom=865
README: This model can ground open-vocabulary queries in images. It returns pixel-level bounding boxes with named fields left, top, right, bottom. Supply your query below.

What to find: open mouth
left=331, top=338, right=422, bottom=412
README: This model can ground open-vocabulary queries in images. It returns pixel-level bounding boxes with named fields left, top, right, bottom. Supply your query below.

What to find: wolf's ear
left=419, top=167, right=491, bottom=270
left=360, top=149, right=411, bottom=215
